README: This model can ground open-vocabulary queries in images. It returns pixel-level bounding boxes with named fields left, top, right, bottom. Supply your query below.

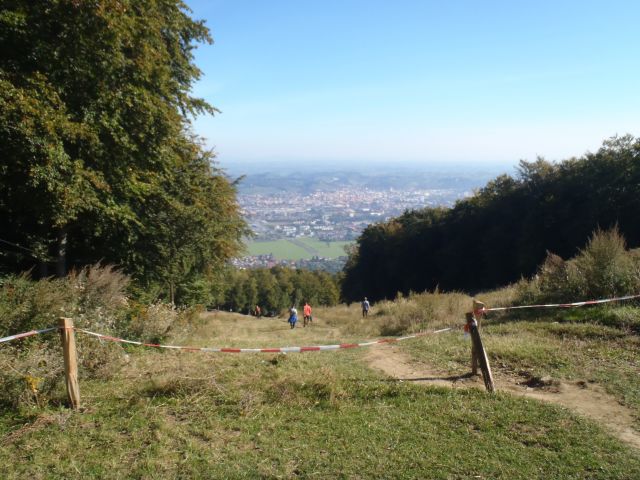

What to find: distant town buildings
left=240, top=187, right=466, bottom=241
left=232, top=184, right=473, bottom=272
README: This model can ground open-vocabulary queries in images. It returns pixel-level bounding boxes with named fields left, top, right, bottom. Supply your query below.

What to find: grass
left=245, top=238, right=351, bottom=260
left=399, top=305, right=640, bottom=428
left=2, top=307, right=640, bottom=478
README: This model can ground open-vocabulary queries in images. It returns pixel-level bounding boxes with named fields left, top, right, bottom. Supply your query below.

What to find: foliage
left=220, top=267, right=340, bottom=315
left=0, top=0, right=247, bottom=303
left=517, top=227, right=640, bottom=304
left=342, top=135, right=640, bottom=301
left=0, top=265, right=196, bottom=408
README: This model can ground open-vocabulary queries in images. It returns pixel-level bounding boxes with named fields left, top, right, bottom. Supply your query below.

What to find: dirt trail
left=365, top=344, right=640, bottom=450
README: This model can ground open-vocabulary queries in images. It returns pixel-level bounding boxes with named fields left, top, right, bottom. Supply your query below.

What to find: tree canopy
left=220, top=267, right=340, bottom=316
left=341, top=135, right=640, bottom=302
left=0, top=1, right=247, bottom=303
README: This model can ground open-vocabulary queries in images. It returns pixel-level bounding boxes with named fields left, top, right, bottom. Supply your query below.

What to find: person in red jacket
left=303, top=301, right=312, bottom=327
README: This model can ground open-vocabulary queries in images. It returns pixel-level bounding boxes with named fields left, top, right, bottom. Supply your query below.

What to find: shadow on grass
left=382, top=372, right=476, bottom=383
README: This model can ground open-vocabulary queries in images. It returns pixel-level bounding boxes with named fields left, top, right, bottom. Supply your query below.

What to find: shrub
left=573, top=227, right=638, bottom=298
left=517, top=227, right=640, bottom=304
left=0, top=343, right=65, bottom=409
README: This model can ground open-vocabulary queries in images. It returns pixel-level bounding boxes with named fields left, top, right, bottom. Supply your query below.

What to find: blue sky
left=186, top=0, right=640, bottom=168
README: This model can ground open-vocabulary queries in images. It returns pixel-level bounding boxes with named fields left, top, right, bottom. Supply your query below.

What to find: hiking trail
left=365, top=343, right=640, bottom=450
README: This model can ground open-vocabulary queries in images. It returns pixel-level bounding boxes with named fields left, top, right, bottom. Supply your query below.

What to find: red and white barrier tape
left=75, top=327, right=452, bottom=353
left=476, top=293, right=640, bottom=314
left=0, top=327, right=58, bottom=344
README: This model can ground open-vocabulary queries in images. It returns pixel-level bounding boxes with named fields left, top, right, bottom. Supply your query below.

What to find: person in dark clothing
left=362, top=297, right=370, bottom=317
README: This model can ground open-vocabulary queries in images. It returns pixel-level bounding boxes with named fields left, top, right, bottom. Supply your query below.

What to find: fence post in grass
left=472, top=299, right=486, bottom=325
left=465, top=312, right=495, bottom=393
left=470, top=299, right=486, bottom=376
left=58, top=317, right=81, bottom=410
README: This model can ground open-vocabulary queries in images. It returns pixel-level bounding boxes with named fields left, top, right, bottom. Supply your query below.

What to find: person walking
left=303, top=301, right=312, bottom=327
left=288, top=306, right=298, bottom=329
left=361, top=297, right=370, bottom=318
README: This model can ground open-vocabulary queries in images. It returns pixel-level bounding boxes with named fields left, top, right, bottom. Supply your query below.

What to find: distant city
left=242, top=186, right=466, bottom=242
left=228, top=164, right=508, bottom=271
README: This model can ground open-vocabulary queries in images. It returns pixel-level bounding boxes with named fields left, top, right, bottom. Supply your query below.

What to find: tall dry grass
left=0, top=265, right=199, bottom=408
left=516, top=227, right=640, bottom=304
left=318, top=290, right=473, bottom=337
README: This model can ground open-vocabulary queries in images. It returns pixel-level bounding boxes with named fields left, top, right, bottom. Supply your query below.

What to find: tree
left=341, top=136, right=640, bottom=301
left=0, top=1, right=247, bottom=301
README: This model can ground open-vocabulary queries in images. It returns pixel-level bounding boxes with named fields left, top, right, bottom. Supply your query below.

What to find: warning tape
left=0, top=327, right=58, bottom=344
left=75, top=327, right=453, bottom=353
left=476, top=293, right=640, bottom=314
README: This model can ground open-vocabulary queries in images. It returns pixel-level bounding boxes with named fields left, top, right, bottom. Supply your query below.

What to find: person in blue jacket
left=288, top=306, right=298, bottom=329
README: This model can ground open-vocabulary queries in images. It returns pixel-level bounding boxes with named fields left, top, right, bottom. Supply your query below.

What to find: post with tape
left=58, top=317, right=81, bottom=409
left=465, top=311, right=495, bottom=393
left=470, top=300, right=485, bottom=375
left=472, top=299, right=486, bottom=322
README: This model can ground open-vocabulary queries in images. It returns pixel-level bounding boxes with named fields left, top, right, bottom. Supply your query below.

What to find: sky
left=186, top=0, right=640, bottom=169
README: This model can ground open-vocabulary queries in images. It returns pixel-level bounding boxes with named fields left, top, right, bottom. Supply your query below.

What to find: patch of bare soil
left=365, top=344, right=640, bottom=449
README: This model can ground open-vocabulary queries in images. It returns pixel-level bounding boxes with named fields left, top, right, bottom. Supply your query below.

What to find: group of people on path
left=254, top=296, right=371, bottom=330
left=288, top=301, right=313, bottom=329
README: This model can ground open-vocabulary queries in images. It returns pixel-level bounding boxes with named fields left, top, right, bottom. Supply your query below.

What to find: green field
left=246, top=237, right=351, bottom=260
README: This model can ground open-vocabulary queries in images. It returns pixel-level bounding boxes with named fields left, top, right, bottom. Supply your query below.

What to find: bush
left=0, top=343, right=65, bottom=409
left=517, top=227, right=640, bottom=304
left=0, top=265, right=201, bottom=408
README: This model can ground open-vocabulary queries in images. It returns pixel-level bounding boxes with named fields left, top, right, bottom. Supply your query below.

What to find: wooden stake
left=467, top=312, right=479, bottom=375
left=470, top=299, right=486, bottom=376
left=59, top=317, right=81, bottom=409
left=466, top=312, right=495, bottom=393
left=471, top=343, right=479, bottom=376
left=472, top=299, right=486, bottom=326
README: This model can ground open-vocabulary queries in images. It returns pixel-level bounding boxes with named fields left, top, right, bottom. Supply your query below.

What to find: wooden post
left=467, top=312, right=479, bottom=375
left=466, top=312, right=495, bottom=393
left=58, top=317, right=81, bottom=409
left=470, top=299, right=486, bottom=376
left=472, top=299, right=486, bottom=326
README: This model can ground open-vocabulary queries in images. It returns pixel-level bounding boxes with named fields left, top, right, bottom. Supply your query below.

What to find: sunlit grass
left=2, top=293, right=640, bottom=478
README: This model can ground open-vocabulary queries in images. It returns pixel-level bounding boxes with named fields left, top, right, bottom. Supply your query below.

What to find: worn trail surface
left=365, top=344, right=640, bottom=450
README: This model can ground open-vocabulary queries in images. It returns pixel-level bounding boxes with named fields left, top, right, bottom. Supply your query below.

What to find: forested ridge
left=0, top=1, right=247, bottom=304
left=342, top=136, right=640, bottom=302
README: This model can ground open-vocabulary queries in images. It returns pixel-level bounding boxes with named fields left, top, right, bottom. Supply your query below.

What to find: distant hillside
left=341, top=135, right=640, bottom=301
left=233, top=165, right=504, bottom=195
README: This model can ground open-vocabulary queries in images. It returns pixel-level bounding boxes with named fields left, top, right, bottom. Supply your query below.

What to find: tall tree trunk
left=56, top=228, right=67, bottom=278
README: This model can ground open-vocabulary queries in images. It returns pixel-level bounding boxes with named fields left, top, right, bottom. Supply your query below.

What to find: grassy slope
left=1, top=308, right=639, bottom=478
left=399, top=306, right=640, bottom=427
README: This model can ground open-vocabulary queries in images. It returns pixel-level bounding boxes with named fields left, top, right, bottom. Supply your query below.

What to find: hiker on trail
left=303, top=301, right=312, bottom=327
left=362, top=297, right=370, bottom=318
left=288, top=306, right=298, bottom=329
left=255, top=305, right=261, bottom=318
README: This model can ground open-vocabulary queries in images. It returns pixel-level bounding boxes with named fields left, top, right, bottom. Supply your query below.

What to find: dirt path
left=365, top=344, right=640, bottom=450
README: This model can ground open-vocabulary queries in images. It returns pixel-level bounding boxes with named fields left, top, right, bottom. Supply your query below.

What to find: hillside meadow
left=1, top=289, right=639, bottom=479
left=245, top=238, right=351, bottom=260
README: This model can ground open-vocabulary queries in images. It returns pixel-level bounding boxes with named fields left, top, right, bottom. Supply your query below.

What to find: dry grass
left=318, top=291, right=472, bottom=338
left=2, top=300, right=640, bottom=478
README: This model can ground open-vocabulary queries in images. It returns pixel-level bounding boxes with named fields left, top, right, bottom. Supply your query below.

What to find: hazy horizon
left=220, top=157, right=514, bottom=177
